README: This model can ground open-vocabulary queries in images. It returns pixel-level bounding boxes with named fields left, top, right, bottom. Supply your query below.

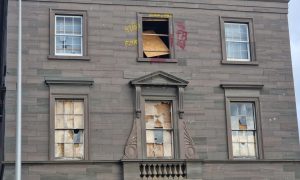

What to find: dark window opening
left=142, top=18, right=170, bottom=58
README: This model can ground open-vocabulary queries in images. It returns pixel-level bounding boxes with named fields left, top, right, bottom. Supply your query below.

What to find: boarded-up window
left=142, top=18, right=170, bottom=58
left=145, top=101, right=173, bottom=158
left=55, top=99, right=84, bottom=159
left=230, top=102, right=257, bottom=158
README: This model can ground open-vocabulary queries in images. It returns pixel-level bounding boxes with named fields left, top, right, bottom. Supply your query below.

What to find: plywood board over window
left=145, top=101, right=173, bottom=158
left=137, top=13, right=176, bottom=62
left=54, top=99, right=85, bottom=160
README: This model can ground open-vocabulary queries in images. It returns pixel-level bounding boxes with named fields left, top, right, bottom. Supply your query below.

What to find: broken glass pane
left=64, top=144, right=74, bottom=158
left=239, top=143, right=248, bottom=156
left=55, top=130, right=64, bottom=143
left=56, top=100, right=64, bottom=114
left=74, top=101, right=83, bottom=114
left=64, top=101, right=74, bottom=114
left=65, top=130, right=74, bottom=143
left=55, top=115, right=64, bottom=129
left=74, top=115, right=84, bottom=129
left=55, top=143, right=64, bottom=158
left=232, top=143, right=240, bottom=157
left=73, top=130, right=83, bottom=143
left=154, top=130, right=164, bottom=144
left=65, top=115, right=74, bottom=129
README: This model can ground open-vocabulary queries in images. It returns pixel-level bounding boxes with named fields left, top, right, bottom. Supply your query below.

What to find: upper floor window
left=225, top=23, right=250, bottom=61
left=55, top=15, right=83, bottom=56
left=137, top=13, right=176, bottom=63
left=220, top=17, right=257, bottom=65
left=49, top=10, right=89, bottom=60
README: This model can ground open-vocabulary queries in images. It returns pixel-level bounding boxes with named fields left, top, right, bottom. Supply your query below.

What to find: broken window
left=230, top=102, right=257, bottom=158
left=142, top=17, right=170, bottom=58
left=54, top=99, right=84, bottom=160
left=145, top=101, right=173, bottom=158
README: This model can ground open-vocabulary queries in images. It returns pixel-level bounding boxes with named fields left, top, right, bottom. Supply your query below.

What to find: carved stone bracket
left=135, top=86, right=141, bottom=119
left=123, top=118, right=138, bottom=159
left=183, top=121, right=197, bottom=159
left=178, top=87, right=184, bottom=119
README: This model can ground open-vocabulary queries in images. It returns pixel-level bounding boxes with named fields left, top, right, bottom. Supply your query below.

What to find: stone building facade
left=2, top=0, right=300, bottom=179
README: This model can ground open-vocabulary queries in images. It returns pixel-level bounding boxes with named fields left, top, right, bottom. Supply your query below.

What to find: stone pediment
left=130, top=71, right=189, bottom=86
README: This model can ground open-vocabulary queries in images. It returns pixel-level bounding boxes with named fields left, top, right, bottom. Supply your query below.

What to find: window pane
left=74, top=17, right=82, bottom=35
left=64, top=144, right=74, bottom=158
left=55, top=115, right=64, bottom=129
left=64, top=100, right=74, bottom=114
left=146, top=130, right=154, bottom=143
left=56, top=100, right=64, bottom=114
left=232, top=131, right=239, bottom=142
left=56, top=16, right=64, bottom=34
left=240, top=143, right=249, bottom=156
left=163, top=131, right=172, bottom=157
left=247, top=131, right=255, bottom=143
left=65, top=17, right=73, bottom=34
left=74, top=144, right=84, bottom=158
left=74, top=101, right=84, bottom=114
left=73, top=130, right=84, bottom=143
left=232, top=143, right=240, bottom=157
left=238, top=131, right=247, bottom=143
left=65, top=115, right=74, bottom=129
left=55, top=130, right=64, bottom=143
left=55, top=143, right=64, bottom=158
left=74, top=115, right=84, bottom=129
left=65, top=130, right=74, bottom=143
left=248, top=143, right=256, bottom=157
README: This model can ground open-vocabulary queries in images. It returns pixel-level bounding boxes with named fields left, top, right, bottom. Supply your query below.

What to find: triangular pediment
left=130, top=71, right=189, bottom=86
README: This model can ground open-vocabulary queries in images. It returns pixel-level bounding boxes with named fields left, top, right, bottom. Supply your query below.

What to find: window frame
left=49, top=94, right=89, bottom=160
left=225, top=97, right=263, bottom=160
left=220, top=17, right=257, bottom=65
left=141, top=96, right=179, bottom=159
left=137, top=13, right=177, bottom=63
left=49, top=9, right=89, bottom=61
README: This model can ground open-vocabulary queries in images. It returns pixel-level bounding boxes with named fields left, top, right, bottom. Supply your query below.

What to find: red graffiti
left=175, top=21, right=187, bottom=50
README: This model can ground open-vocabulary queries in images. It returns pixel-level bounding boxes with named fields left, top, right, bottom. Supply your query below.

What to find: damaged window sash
left=54, top=99, right=85, bottom=160
left=138, top=14, right=175, bottom=61
left=145, top=101, right=173, bottom=158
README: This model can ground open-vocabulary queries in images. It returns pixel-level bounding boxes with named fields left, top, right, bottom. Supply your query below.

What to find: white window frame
left=54, top=15, right=83, bottom=56
left=225, top=22, right=251, bottom=62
